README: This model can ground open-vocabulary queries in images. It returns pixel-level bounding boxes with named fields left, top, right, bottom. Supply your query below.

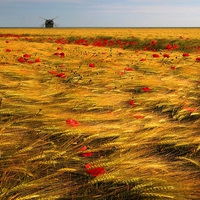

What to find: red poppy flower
left=56, top=73, right=66, bottom=78
left=128, top=100, right=136, bottom=106
left=6, top=49, right=11, bottom=52
left=27, top=60, right=34, bottom=64
left=132, top=41, right=137, bottom=45
left=153, top=54, right=160, bottom=58
left=173, top=44, right=179, bottom=50
left=86, top=167, right=106, bottom=177
left=57, top=47, right=62, bottom=50
left=54, top=52, right=60, bottom=56
left=66, top=118, right=79, bottom=126
left=49, top=70, right=57, bottom=75
left=140, top=58, right=146, bottom=61
left=196, top=57, right=200, bottom=62
left=35, top=59, right=41, bottom=63
left=124, top=67, right=133, bottom=71
left=85, top=163, right=93, bottom=169
left=89, top=63, right=95, bottom=68
left=18, top=57, right=26, bottom=63
left=6, top=40, right=9, bottom=43
left=78, top=146, right=87, bottom=151
left=118, top=71, right=124, bottom=76
left=183, top=107, right=197, bottom=112
left=80, top=152, right=93, bottom=157
left=23, top=54, right=31, bottom=58
left=183, top=53, right=189, bottom=57
left=59, top=64, right=66, bottom=68
left=60, top=52, right=65, bottom=58
left=166, top=44, right=172, bottom=50
left=61, top=74, right=66, bottom=78
left=163, top=54, right=170, bottom=58
left=133, top=115, right=144, bottom=119
left=152, top=40, right=157, bottom=45
left=142, top=87, right=151, bottom=92
left=171, top=66, right=176, bottom=70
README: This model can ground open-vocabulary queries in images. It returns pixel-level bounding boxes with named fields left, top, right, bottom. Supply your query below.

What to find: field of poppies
left=0, top=28, right=199, bottom=200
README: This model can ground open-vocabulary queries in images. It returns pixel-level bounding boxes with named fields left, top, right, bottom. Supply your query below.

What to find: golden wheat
left=0, top=28, right=199, bottom=200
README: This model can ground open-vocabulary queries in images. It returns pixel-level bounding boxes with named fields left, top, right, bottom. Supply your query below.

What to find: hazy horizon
left=0, top=0, right=200, bottom=28
left=0, top=27, right=200, bottom=29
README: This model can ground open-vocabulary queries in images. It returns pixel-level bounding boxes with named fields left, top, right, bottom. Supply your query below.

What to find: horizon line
left=0, top=26, right=200, bottom=29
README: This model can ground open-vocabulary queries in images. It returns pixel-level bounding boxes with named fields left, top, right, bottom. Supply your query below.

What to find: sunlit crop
left=0, top=28, right=199, bottom=200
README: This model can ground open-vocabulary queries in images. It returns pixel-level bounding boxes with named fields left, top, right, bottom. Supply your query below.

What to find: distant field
left=0, top=28, right=199, bottom=200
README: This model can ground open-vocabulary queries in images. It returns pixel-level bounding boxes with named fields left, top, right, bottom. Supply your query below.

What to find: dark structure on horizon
left=40, top=16, right=58, bottom=28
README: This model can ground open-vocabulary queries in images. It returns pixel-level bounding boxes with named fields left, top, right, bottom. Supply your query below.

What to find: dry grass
left=0, top=28, right=199, bottom=199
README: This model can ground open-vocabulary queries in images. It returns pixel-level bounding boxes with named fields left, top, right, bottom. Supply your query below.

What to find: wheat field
left=0, top=28, right=199, bottom=200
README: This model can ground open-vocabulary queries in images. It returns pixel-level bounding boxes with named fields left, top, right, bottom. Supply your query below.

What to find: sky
left=0, top=0, right=200, bottom=27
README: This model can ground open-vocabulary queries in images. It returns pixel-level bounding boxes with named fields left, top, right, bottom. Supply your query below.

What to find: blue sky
left=0, top=0, right=200, bottom=27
